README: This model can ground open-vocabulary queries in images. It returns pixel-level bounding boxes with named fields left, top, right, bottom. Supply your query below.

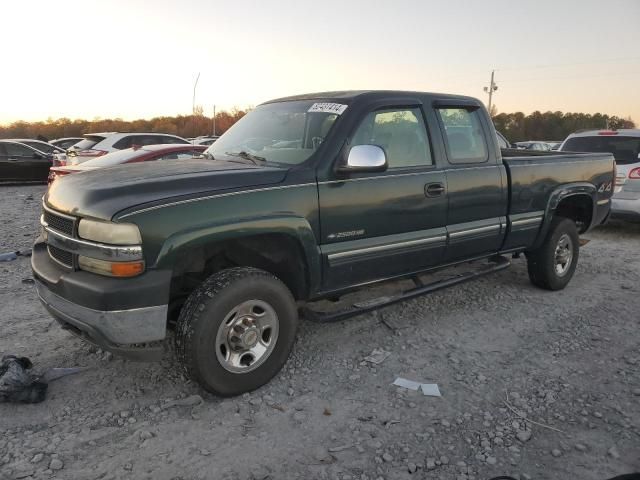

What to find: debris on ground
left=0, top=249, right=32, bottom=262
left=420, top=383, right=442, bottom=397
left=393, top=377, right=442, bottom=396
left=0, top=356, right=47, bottom=403
left=392, top=377, right=422, bottom=391
left=0, top=251, right=18, bottom=262
left=363, top=348, right=391, bottom=364
left=161, top=394, right=204, bottom=409
left=0, top=356, right=87, bottom=404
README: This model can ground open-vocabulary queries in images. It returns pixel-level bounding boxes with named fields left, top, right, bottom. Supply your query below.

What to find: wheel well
left=167, top=233, right=309, bottom=320
left=555, top=194, right=593, bottom=233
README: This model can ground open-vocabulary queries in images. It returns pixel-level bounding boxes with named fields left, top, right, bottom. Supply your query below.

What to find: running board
left=302, top=255, right=511, bottom=323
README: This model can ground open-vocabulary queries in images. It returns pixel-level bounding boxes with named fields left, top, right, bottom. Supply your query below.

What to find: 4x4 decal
left=598, top=181, right=612, bottom=193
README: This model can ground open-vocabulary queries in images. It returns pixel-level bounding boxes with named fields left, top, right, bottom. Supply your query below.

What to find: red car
left=48, top=144, right=206, bottom=185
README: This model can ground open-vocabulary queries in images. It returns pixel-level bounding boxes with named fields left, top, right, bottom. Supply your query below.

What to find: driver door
left=318, top=106, right=448, bottom=290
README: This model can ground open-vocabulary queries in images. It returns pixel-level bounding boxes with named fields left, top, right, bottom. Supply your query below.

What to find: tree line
left=0, top=108, right=635, bottom=143
left=0, top=107, right=248, bottom=141
left=492, top=110, right=635, bottom=143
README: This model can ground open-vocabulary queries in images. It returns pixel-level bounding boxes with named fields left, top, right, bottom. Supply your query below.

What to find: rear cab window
left=562, top=136, right=640, bottom=165
left=437, top=108, right=488, bottom=164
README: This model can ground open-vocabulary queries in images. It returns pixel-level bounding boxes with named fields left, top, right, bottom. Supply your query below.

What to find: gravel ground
left=1, top=184, right=639, bottom=480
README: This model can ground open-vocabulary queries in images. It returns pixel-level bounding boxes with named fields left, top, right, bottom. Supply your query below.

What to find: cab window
left=351, top=108, right=433, bottom=168
left=437, top=108, right=488, bottom=164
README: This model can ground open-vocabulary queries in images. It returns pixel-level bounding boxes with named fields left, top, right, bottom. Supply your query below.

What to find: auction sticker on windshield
left=308, top=103, right=348, bottom=115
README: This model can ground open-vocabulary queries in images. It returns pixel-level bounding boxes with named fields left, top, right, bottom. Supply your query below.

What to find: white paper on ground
left=420, top=383, right=442, bottom=397
left=392, top=377, right=423, bottom=391
left=363, top=348, right=391, bottom=365
left=393, top=377, right=442, bottom=397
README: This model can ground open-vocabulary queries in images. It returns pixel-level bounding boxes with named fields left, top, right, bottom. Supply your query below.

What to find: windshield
left=73, top=135, right=106, bottom=151
left=22, top=141, right=57, bottom=154
left=205, top=100, right=343, bottom=165
left=562, top=136, right=640, bottom=165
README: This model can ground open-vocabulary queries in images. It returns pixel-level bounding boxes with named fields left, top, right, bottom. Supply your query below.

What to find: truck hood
left=45, top=159, right=289, bottom=220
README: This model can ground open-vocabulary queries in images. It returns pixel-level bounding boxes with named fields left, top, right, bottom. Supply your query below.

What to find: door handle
left=425, top=183, right=445, bottom=197
left=7, top=158, right=19, bottom=162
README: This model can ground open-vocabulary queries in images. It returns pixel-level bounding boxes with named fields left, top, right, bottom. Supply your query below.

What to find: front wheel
left=175, top=267, right=298, bottom=396
left=526, top=217, right=580, bottom=291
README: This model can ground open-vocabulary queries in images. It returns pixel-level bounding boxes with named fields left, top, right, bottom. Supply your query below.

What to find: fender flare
left=153, top=215, right=321, bottom=295
left=531, top=182, right=596, bottom=250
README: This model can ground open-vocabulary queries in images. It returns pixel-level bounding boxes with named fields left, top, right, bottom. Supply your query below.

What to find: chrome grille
left=48, top=245, right=73, bottom=268
left=44, top=209, right=74, bottom=236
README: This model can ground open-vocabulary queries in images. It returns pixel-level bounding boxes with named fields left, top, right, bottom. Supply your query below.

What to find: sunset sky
left=1, top=0, right=638, bottom=124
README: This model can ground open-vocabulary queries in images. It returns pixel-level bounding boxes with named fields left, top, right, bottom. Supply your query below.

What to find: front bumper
left=611, top=196, right=640, bottom=221
left=32, top=239, right=172, bottom=361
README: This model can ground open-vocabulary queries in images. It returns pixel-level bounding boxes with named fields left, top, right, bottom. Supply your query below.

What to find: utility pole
left=212, top=105, right=216, bottom=136
left=192, top=72, right=201, bottom=115
left=483, top=70, right=498, bottom=115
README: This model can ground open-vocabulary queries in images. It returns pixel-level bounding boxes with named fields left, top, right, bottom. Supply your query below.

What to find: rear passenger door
left=434, top=105, right=507, bottom=261
left=318, top=104, right=448, bottom=290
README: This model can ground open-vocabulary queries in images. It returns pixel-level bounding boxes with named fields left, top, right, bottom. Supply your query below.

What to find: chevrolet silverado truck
left=33, top=90, right=615, bottom=396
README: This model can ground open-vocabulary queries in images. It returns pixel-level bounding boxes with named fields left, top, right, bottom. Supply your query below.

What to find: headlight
left=78, top=219, right=141, bottom=245
left=78, top=256, right=145, bottom=277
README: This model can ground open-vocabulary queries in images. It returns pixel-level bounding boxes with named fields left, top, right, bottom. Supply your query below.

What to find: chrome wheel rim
left=554, top=233, right=573, bottom=277
left=215, top=299, right=279, bottom=374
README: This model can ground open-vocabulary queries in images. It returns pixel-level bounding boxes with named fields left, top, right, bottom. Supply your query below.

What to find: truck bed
left=500, top=150, right=615, bottom=251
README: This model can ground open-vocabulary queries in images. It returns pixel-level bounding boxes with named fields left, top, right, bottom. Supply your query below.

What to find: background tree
left=0, top=109, right=634, bottom=143
left=0, top=107, right=251, bottom=140
left=492, top=111, right=635, bottom=142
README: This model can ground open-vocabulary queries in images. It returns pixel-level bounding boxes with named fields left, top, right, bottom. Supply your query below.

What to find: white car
left=64, top=132, right=189, bottom=165
left=560, top=129, right=640, bottom=221
left=49, top=137, right=85, bottom=150
left=193, top=136, right=220, bottom=146
left=514, top=141, right=553, bottom=151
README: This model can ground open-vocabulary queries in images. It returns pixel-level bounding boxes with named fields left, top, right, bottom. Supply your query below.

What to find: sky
left=1, top=0, right=639, bottom=124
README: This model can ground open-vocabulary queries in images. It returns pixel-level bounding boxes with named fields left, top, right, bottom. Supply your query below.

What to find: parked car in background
left=514, top=141, right=552, bottom=151
left=50, top=137, right=84, bottom=150
left=48, top=144, right=206, bottom=185
left=7, top=139, right=65, bottom=155
left=193, top=136, right=220, bottom=146
left=63, top=132, right=189, bottom=165
left=0, top=140, right=52, bottom=183
left=546, top=141, right=562, bottom=150
left=560, top=129, right=640, bottom=221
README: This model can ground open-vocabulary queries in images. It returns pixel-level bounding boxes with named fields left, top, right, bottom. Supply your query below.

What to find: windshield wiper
left=224, top=151, right=267, bottom=165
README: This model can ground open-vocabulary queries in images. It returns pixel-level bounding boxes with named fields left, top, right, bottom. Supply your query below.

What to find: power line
left=495, top=56, right=640, bottom=73
left=499, top=69, right=640, bottom=84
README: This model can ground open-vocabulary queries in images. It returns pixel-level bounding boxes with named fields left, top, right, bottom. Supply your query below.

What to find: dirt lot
left=1, top=185, right=639, bottom=480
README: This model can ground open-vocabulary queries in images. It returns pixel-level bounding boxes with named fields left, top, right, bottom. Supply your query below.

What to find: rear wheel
left=175, top=267, right=298, bottom=396
left=526, top=217, right=579, bottom=291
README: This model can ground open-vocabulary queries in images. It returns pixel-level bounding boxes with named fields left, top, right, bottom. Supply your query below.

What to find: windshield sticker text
left=308, top=103, right=348, bottom=115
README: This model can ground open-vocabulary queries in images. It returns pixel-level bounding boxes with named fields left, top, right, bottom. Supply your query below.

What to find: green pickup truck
left=33, top=90, right=615, bottom=395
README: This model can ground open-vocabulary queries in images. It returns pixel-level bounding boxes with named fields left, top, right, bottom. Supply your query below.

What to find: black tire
left=175, top=267, right=298, bottom=396
left=526, top=217, right=579, bottom=291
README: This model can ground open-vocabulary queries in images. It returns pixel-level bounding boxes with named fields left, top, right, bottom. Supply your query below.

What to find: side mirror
left=338, top=145, right=388, bottom=173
